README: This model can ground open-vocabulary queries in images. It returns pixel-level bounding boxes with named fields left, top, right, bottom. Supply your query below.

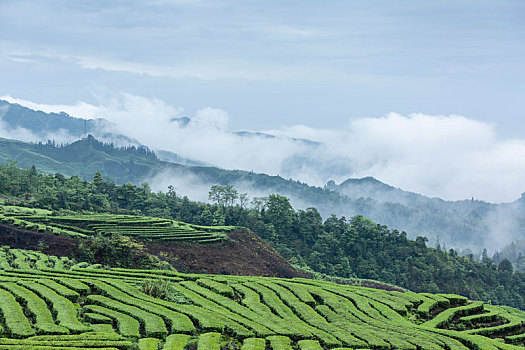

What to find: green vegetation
left=1, top=121, right=524, bottom=253
left=2, top=161, right=525, bottom=310
left=241, top=338, right=266, bottom=350
left=0, top=287, right=36, bottom=337
left=163, top=334, right=190, bottom=349
left=3, top=107, right=525, bottom=348
left=0, top=248, right=524, bottom=348
left=0, top=246, right=75, bottom=270
left=0, top=207, right=230, bottom=243
left=0, top=133, right=162, bottom=185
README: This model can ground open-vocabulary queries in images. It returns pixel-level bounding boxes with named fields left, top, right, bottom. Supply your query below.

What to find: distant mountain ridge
left=330, top=176, right=489, bottom=217
left=0, top=99, right=132, bottom=144
left=0, top=100, right=206, bottom=167
left=0, top=135, right=524, bottom=251
left=1, top=99, right=524, bottom=250
left=0, top=100, right=351, bottom=181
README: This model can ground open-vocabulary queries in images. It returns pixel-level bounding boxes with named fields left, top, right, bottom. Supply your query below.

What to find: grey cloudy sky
left=1, top=0, right=525, bottom=203
left=1, top=0, right=524, bottom=134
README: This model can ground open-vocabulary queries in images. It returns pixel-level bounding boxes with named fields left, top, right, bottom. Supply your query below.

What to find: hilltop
left=0, top=135, right=165, bottom=184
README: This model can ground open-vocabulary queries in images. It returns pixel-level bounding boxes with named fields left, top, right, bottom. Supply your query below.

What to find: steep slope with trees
left=2, top=161, right=525, bottom=310
left=1, top=134, right=524, bottom=251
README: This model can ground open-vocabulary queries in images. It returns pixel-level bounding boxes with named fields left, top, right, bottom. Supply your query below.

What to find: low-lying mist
left=2, top=92, right=525, bottom=253
left=147, top=167, right=525, bottom=254
left=148, top=168, right=315, bottom=212
left=4, top=92, right=524, bottom=204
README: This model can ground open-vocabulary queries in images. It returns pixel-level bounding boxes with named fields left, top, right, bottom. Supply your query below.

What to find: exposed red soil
left=0, top=223, right=79, bottom=257
left=0, top=224, right=404, bottom=291
left=0, top=225, right=306, bottom=278
left=144, top=229, right=307, bottom=278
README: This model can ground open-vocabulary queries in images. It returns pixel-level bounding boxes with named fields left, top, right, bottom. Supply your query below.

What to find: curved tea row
left=0, top=249, right=525, bottom=349
left=0, top=205, right=231, bottom=244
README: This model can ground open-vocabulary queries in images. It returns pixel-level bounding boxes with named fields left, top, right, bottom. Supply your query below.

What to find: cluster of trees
left=36, top=135, right=158, bottom=159
left=1, top=161, right=525, bottom=309
left=495, top=240, right=525, bottom=272
left=208, top=185, right=248, bottom=208
left=5, top=133, right=518, bottom=251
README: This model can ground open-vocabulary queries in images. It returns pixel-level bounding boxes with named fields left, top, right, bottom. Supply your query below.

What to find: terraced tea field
left=0, top=246, right=80, bottom=270
left=0, top=205, right=232, bottom=244
left=1, top=248, right=525, bottom=349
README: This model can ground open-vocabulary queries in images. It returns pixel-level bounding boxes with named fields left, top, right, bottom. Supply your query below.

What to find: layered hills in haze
left=1, top=99, right=524, bottom=253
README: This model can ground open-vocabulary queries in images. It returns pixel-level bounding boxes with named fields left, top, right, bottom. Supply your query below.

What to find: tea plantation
left=0, top=247, right=525, bottom=349
left=0, top=205, right=231, bottom=244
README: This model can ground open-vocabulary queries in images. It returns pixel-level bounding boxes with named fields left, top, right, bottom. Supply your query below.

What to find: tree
left=498, top=259, right=514, bottom=285
left=499, top=259, right=514, bottom=274
left=199, top=207, right=213, bottom=225
left=482, top=248, right=491, bottom=264
left=222, top=185, right=238, bottom=207
left=92, top=171, right=104, bottom=193
left=251, top=196, right=268, bottom=212
left=213, top=208, right=226, bottom=225
left=297, top=207, right=323, bottom=244
left=416, top=236, right=429, bottom=247
left=208, top=184, right=239, bottom=207
left=208, top=185, right=225, bottom=206
left=324, top=214, right=347, bottom=236
left=167, top=185, right=177, bottom=198
left=264, top=194, right=296, bottom=237
left=239, top=193, right=249, bottom=209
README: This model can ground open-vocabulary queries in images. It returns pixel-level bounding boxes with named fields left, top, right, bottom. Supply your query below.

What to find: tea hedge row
left=0, top=262, right=525, bottom=348
left=0, top=207, right=232, bottom=244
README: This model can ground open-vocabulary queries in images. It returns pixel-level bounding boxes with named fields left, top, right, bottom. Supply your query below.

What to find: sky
left=1, top=0, right=525, bottom=202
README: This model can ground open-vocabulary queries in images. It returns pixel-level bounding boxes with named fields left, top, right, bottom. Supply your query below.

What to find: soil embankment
left=0, top=225, right=305, bottom=278
left=146, top=229, right=306, bottom=278
left=0, top=223, right=79, bottom=257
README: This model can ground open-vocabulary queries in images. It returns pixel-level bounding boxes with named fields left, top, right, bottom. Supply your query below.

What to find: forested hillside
left=0, top=99, right=134, bottom=144
left=2, top=161, right=525, bottom=311
left=1, top=132, right=524, bottom=252
left=0, top=136, right=164, bottom=184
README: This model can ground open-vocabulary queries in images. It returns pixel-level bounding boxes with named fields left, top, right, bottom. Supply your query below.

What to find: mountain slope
left=0, top=135, right=164, bottom=183
left=0, top=99, right=134, bottom=143
left=0, top=204, right=301, bottom=278
left=0, top=99, right=206, bottom=167
left=2, top=100, right=525, bottom=249
left=2, top=245, right=525, bottom=349
left=0, top=134, right=524, bottom=250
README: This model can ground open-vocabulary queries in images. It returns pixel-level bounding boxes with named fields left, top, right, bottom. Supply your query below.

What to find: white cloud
left=74, top=56, right=295, bottom=81
left=3, top=93, right=525, bottom=203
left=2, top=50, right=298, bottom=82
left=190, top=107, right=229, bottom=130
left=3, top=50, right=347, bottom=83
left=5, top=55, right=37, bottom=64
left=270, top=113, right=525, bottom=202
left=0, top=121, right=41, bottom=143
left=263, top=26, right=331, bottom=40
left=1, top=95, right=102, bottom=119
